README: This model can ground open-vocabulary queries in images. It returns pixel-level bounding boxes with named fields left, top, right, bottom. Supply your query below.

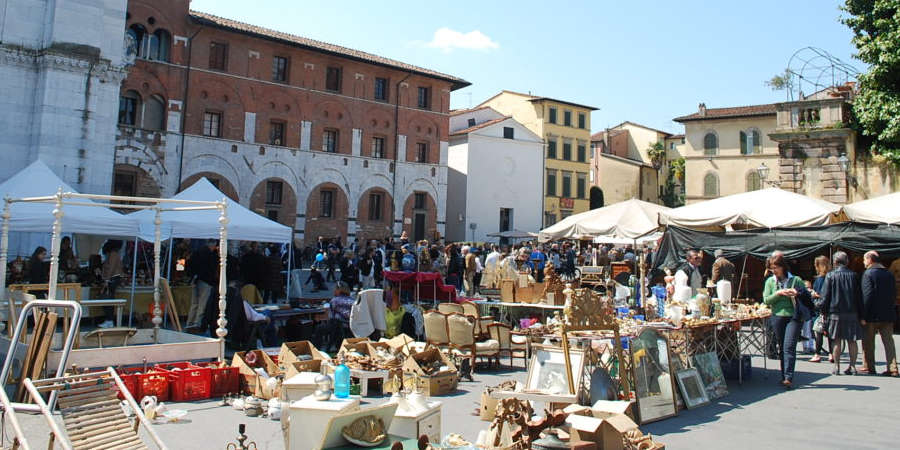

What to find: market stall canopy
left=593, top=232, right=663, bottom=246
left=842, top=192, right=900, bottom=225
left=0, top=160, right=137, bottom=236
left=131, top=177, right=292, bottom=243
left=539, top=199, right=670, bottom=241
left=486, top=230, right=537, bottom=239
left=658, top=188, right=841, bottom=229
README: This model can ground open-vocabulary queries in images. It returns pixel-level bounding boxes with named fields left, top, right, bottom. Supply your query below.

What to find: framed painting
left=675, top=368, right=710, bottom=409
left=692, top=351, right=728, bottom=399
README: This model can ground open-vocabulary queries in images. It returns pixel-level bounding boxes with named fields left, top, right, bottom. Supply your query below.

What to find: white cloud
left=424, top=27, right=499, bottom=52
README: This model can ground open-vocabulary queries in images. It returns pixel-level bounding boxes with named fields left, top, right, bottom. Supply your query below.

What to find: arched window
left=746, top=171, right=762, bottom=191
left=144, top=95, right=166, bottom=130
left=149, top=29, right=171, bottom=62
left=128, top=24, right=147, bottom=58
left=118, top=90, right=141, bottom=126
left=740, top=129, right=761, bottom=155
left=703, top=172, right=719, bottom=197
left=703, top=132, right=717, bottom=156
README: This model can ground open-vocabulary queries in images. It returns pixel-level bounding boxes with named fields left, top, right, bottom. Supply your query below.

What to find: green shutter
left=740, top=131, right=747, bottom=155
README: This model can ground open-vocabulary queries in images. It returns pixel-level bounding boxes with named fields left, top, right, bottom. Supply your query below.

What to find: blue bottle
left=334, top=356, right=350, bottom=399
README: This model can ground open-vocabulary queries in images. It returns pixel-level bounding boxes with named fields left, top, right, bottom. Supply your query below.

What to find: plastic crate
left=722, top=355, right=752, bottom=381
left=117, top=367, right=170, bottom=401
left=156, top=362, right=212, bottom=402
left=196, top=362, right=241, bottom=398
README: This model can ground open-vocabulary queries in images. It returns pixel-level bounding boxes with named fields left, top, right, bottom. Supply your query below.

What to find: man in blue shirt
left=530, top=247, right=546, bottom=282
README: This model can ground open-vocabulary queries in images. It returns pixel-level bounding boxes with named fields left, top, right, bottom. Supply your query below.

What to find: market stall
left=382, top=270, right=457, bottom=303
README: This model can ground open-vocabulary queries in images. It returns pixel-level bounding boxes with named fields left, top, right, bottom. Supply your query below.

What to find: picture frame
left=525, top=345, right=586, bottom=396
left=630, top=328, right=678, bottom=424
left=675, top=368, right=710, bottom=409
left=692, top=351, right=728, bottom=400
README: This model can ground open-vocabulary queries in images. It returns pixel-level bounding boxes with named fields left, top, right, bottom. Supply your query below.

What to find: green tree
left=660, top=158, right=685, bottom=208
left=765, top=68, right=792, bottom=91
left=842, top=0, right=900, bottom=165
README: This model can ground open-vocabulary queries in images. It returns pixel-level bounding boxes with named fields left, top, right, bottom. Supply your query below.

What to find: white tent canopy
left=842, top=192, right=900, bottom=225
left=658, top=188, right=841, bottom=229
left=0, top=160, right=137, bottom=236
left=539, top=199, right=670, bottom=241
left=130, top=177, right=292, bottom=243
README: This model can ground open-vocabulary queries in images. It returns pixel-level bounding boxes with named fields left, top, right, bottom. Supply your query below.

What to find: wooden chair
left=447, top=313, right=499, bottom=373
left=437, top=302, right=463, bottom=315
left=24, top=367, right=168, bottom=449
left=460, top=301, right=494, bottom=338
left=488, top=322, right=528, bottom=368
left=423, top=310, right=450, bottom=349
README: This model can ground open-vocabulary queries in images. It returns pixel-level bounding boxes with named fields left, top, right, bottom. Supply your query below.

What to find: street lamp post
left=756, top=162, right=780, bottom=188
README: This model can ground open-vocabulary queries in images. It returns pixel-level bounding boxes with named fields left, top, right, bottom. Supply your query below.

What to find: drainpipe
left=391, top=73, right=412, bottom=237
left=176, top=28, right=202, bottom=194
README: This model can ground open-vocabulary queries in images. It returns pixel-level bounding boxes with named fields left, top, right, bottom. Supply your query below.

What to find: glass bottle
left=334, top=355, right=350, bottom=399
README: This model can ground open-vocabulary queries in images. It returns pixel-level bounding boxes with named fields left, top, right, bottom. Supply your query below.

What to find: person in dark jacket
left=860, top=251, right=898, bottom=376
left=186, top=240, right=219, bottom=328
left=239, top=241, right=266, bottom=288
left=261, top=245, right=283, bottom=302
left=820, top=251, right=864, bottom=375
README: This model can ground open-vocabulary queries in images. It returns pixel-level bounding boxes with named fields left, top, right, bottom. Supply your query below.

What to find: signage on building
left=560, top=198, right=574, bottom=209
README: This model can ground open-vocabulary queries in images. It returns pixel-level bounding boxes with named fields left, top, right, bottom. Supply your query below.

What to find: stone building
left=115, top=0, right=469, bottom=247
left=0, top=0, right=129, bottom=195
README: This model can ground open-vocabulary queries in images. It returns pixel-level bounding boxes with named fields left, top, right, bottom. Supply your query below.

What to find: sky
left=189, top=0, right=862, bottom=135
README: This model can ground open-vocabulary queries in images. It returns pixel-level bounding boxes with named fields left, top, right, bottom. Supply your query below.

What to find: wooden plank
left=161, top=278, right=182, bottom=332
left=62, top=409, right=122, bottom=426
left=68, top=421, right=133, bottom=440
left=99, top=437, right=146, bottom=450
left=65, top=414, right=131, bottom=431
left=55, top=382, right=114, bottom=397
left=57, top=391, right=118, bottom=408
left=71, top=428, right=138, bottom=449
left=15, top=309, right=56, bottom=401
left=60, top=399, right=120, bottom=415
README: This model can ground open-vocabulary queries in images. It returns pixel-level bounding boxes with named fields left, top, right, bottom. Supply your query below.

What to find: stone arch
left=356, top=187, right=394, bottom=243
left=182, top=153, right=243, bottom=195
left=255, top=161, right=301, bottom=198
left=112, top=163, right=160, bottom=199
left=401, top=191, right=438, bottom=243
left=180, top=172, right=239, bottom=202
left=298, top=165, right=352, bottom=209
left=249, top=177, right=297, bottom=228
left=188, top=75, right=248, bottom=139
left=304, top=182, right=350, bottom=247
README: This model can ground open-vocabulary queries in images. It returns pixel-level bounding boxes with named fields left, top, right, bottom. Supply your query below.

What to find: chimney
left=698, top=103, right=707, bottom=116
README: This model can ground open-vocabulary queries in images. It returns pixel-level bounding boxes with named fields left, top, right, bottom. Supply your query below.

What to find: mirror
left=631, top=327, right=677, bottom=423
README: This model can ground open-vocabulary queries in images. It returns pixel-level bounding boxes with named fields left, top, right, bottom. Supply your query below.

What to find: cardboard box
left=591, top=400, right=636, bottom=422
left=381, top=333, right=420, bottom=356
left=599, top=414, right=639, bottom=450
left=231, top=350, right=282, bottom=399
left=278, top=340, right=327, bottom=370
left=480, top=390, right=499, bottom=421
left=284, top=359, right=326, bottom=379
left=340, top=337, right=370, bottom=352
left=402, top=347, right=458, bottom=396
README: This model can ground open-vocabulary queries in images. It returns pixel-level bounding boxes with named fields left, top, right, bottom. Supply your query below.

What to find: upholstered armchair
left=487, top=322, right=528, bottom=368
left=460, top=301, right=495, bottom=339
left=423, top=310, right=450, bottom=349
left=437, top=302, right=464, bottom=315
left=447, top=313, right=499, bottom=373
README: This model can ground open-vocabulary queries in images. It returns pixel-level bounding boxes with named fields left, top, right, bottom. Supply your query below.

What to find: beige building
left=673, top=104, right=778, bottom=204
left=477, top=91, right=597, bottom=226
left=590, top=121, right=681, bottom=205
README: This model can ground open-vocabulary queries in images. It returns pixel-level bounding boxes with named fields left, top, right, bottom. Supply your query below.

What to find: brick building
left=116, top=0, right=469, bottom=247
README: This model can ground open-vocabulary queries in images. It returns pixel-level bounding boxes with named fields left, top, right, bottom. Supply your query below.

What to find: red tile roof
left=674, top=103, right=777, bottom=122
left=450, top=106, right=491, bottom=116
left=668, top=134, right=684, bottom=139
left=450, top=116, right=511, bottom=136
left=590, top=129, right=627, bottom=142
left=190, top=11, right=470, bottom=90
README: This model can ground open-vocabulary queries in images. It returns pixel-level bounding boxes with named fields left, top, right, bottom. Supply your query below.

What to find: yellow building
left=674, top=103, right=779, bottom=204
left=478, top=91, right=597, bottom=226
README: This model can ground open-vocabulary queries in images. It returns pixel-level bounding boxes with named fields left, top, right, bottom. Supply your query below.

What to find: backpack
left=401, top=253, right=416, bottom=271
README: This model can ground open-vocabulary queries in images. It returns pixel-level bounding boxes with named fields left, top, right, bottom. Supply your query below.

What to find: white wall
left=447, top=117, right=543, bottom=243
left=449, top=107, right=504, bottom=133
left=0, top=0, right=128, bottom=194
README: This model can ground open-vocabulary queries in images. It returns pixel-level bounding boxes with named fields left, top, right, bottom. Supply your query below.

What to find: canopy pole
left=0, top=199, right=11, bottom=303
left=215, top=200, right=229, bottom=362
left=47, top=188, right=64, bottom=300
left=736, top=253, right=748, bottom=302
left=286, top=241, right=292, bottom=304
left=128, top=236, right=138, bottom=327
left=152, top=209, right=163, bottom=343
left=165, top=235, right=174, bottom=281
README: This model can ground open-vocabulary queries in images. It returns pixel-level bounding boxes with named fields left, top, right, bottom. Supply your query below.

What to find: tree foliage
left=765, top=68, right=792, bottom=91
left=842, top=0, right=900, bottom=165
left=660, top=158, right=685, bottom=208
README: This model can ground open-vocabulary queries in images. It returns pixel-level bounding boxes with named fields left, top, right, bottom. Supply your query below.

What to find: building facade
left=446, top=107, right=543, bottom=242
left=673, top=104, right=779, bottom=204
left=116, top=0, right=468, bottom=247
left=0, top=0, right=129, bottom=195
left=477, top=91, right=596, bottom=226
left=589, top=121, right=676, bottom=205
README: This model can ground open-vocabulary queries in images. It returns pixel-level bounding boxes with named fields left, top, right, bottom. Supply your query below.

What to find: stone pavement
left=8, top=336, right=899, bottom=449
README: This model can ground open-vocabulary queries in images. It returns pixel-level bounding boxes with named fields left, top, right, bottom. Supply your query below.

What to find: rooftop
left=189, top=11, right=471, bottom=90
left=479, top=90, right=598, bottom=111
left=674, top=103, right=777, bottom=122
left=449, top=116, right=511, bottom=136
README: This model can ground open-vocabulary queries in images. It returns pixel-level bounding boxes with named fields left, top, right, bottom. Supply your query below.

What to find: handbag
left=813, top=315, right=825, bottom=334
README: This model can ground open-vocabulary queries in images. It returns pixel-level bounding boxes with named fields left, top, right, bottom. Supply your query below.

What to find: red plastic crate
left=195, top=362, right=240, bottom=398
left=115, top=367, right=170, bottom=401
left=156, top=362, right=212, bottom=402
